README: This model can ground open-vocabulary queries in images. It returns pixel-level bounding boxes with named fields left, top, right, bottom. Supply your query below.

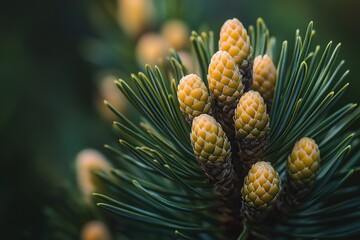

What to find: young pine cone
left=219, top=18, right=253, bottom=91
left=208, top=50, right=243, bottom=109
left=190, top=114, right=236, bottom=198
left=234, top=91, right=270, bottom=172
left=252, top=55, right=277, bottom=108
left=242, top=161, right=280, bottom=222
left=219, top=18, right=251, bottom=69
left=287, top=137, right=320, bottom=190
left=207, top=50, right=243, bottom=139
left=177, top=74, right=213, bottom=122
left=277, top=137, right=321, bottom=212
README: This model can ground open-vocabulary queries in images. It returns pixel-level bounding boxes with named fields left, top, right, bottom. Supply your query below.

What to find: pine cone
left=190, top=114, right=236, bottom=198
left=191, top=114, right=231, bottom=163
left=177, top=74, right=213, bottom=122
left=242, top=161, right=280, bottom=222
left=276, top=138, right=320, bottom=213
left=219, top=18, right=251, bottom=69
left=234, top=90, right=269, bottom=139
left=207, top=50, right=243, bottom=140
left=234, top=91, right=269, bottom=170
left=208, top=50, right=243, bottom=109
left=219, top=18, right=253, bottom=92
left=252, top=55, right=276, bottom=108
left=287, top=137, right=320, bottom=189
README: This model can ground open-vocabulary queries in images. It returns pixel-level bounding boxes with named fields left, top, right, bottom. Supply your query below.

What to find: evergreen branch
left=82, top=18, right=360, bottom=239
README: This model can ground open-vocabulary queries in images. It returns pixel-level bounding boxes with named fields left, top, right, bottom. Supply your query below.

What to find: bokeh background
left=1, top=0, right=359, bottom=239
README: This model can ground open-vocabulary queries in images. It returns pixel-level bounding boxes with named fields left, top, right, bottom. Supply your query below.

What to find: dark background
left=1, top=0, right=359, bottom=239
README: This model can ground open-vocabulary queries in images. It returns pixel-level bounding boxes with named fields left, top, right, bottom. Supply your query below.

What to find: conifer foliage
left=81, top=18, right=359, bottom=239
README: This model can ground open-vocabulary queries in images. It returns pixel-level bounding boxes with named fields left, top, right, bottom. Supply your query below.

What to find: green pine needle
left=94, top=19, right=360, bottom=239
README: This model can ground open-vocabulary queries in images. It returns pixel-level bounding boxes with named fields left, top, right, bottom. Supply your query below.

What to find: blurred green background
left=1, top=0, right=359, bottom=239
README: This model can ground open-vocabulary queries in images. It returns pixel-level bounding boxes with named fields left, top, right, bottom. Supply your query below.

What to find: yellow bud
left=136, top=33, right=168, bottom=67
left=208, top=50, right=243, bottom=107
left=219, top=18, right=251, bottom=68
left=287, top=137, right=320, bottom=188
left=242, top=161, right=280, bottom=210
left=117, top=0, right=154, bottom=38
left=177, top=74, right=212, bottom=120
left=161, top=20, right=189, bottom=51
left=190, top=114, right=231, bottom=162
left=76, top=149, right=112, bottom=204
left=234, top=91, right=269, bottom=139
left=81, top=221, right=112, bottom=240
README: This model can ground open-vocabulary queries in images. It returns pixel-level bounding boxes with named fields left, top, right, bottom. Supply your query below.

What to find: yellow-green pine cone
left=219, top=18, right=251, bottom=69
left=177, top=74, right=212, bottom=122
left=190, top=114, right=236, bottom=199
left=242, top=161, right=280, bottom=211
left=234, top=90, right=269, bottom=139
left=287, top=137, right=320, bottom=188
left=207, top=51, right=243, bottom=108
left=252, top=55, right=277, bottom=105
left=190, top=114, right=230, bottom=162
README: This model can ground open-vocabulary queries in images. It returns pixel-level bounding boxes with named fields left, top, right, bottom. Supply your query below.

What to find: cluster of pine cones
left=177, top=18, right=321, bottom=224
